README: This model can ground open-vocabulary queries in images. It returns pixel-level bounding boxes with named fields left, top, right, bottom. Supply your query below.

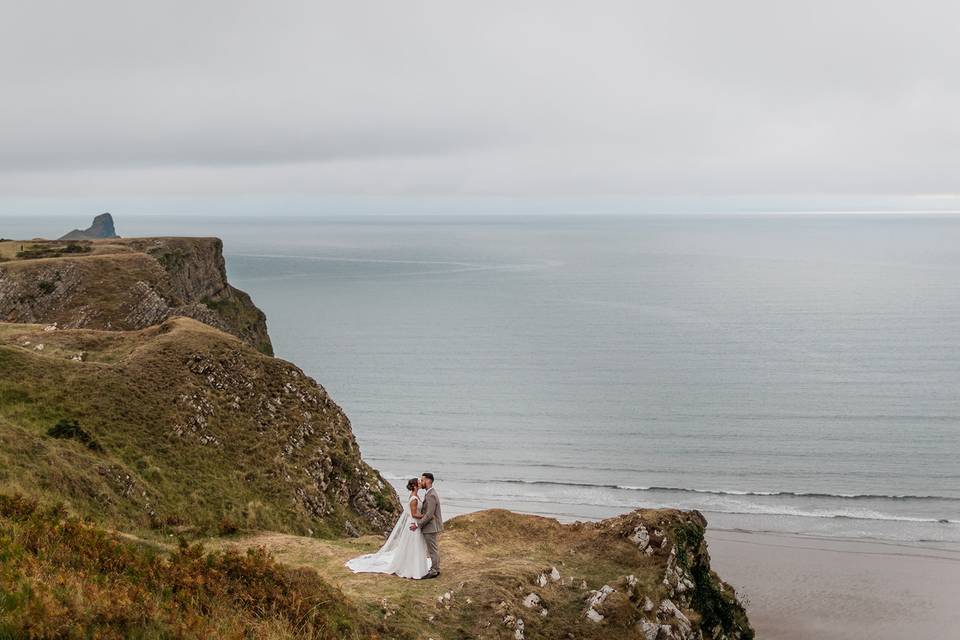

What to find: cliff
left=0, top=234, right=751, bottom=639
left=212, top=508, right=752, bottom=640
left=0, top=236, right=273, bottom=355
left=0, top=317, right=400, bottom=537
left=0, top=496, right=752, bottom=639
left=59, top=212, right=120, bottom=240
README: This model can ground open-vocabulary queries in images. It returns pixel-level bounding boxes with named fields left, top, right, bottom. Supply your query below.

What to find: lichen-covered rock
left=585, top=585, right=615, bottom=622
left=584, top=509, right=754, bottom=639
left=630, top=523, right=651, bottom=551
left=522, top=593, right=541, bottom=609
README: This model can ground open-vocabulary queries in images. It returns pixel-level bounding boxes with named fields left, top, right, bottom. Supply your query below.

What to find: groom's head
left=420, top=472, right=434, bottom=489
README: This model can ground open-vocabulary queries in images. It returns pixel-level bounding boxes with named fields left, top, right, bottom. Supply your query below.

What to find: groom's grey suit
left=419, top=487, right=443, bottom=572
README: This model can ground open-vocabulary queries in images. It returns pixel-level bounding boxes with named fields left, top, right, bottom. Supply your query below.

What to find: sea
left=6, top=213, right=960, bottom=550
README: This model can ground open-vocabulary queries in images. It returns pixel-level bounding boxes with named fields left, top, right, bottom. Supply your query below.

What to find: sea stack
left=59, top=212, right=119, bottom=240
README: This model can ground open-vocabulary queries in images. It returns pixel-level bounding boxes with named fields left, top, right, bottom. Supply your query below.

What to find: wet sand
left=705, top=529, right=960, bottom=639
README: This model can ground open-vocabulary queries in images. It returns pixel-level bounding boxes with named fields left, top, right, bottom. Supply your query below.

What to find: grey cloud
left=1, top=0, right=959, bottom=203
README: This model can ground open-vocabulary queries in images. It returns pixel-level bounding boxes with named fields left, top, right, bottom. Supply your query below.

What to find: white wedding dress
left=346, top=494, right=432, bottom=579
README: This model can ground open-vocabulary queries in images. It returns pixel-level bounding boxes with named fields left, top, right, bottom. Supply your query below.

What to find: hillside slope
left=0, top=318, right=400, bottom=537
left=0, top=233, right=753, bottom=639
left=0, top=236, right=272, bottom=355
left=0, top=494, right=378, bottom=640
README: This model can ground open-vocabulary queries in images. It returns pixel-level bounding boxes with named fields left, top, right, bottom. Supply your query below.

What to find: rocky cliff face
left=0, top=236, right=273, bottom=355
left=0, top=233, right=752, bottom=639
left=230, top=507, right=754, bottom=640
left=59, top=212, right=119, bottom=240
left=0, top=318, right=401, bottom=536
left=446, top=508, right=754, bottom=640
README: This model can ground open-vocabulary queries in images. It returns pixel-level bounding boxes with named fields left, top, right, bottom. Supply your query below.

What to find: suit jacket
left=418, top=487, right=443, bottom=534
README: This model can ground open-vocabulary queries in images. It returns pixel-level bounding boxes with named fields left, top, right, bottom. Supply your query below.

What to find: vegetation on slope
left=210, top=508, right=753, bottom=640
left=0, top=319, right=400, bottom=538
left=0, top=491, right=751, bottom=640
left=0, top=233, right=752, bottom=639
left=0, top=494, right=378, bottom=640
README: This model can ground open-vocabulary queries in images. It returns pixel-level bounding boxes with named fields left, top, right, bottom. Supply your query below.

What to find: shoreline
left=707, top=528, right=960, bottom=639
left=443, top=498, right=960, bottom=553
left=443, top=500, right=960, bottom=639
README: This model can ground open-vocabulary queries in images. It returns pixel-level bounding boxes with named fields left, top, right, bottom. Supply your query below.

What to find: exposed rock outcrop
left=59, top=212, right=119, bottom=240
left=0, top=231, right=753, bottom=639
left=302, top=507, right=755, bottom=639
left=0, top=318, right=400, bottom=536
left=0, top=236, right=273, bottom=354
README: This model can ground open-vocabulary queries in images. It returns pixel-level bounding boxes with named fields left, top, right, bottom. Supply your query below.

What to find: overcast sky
left=2, top=1, right=959, bottom=215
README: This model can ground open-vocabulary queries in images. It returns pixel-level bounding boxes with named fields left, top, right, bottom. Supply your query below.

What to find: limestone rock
left=639, top=620, right=660, bottom=640
left=658, top=599, right=693, bottom=638
left=0, top=236, right=273, bottom=355
left=585, top=584, right=615, bottom=622
left=630, top=523, right=651, bottom=551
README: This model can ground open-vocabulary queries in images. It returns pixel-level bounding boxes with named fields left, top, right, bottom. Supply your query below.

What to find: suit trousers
left=423, top=532, right=440, bottom=572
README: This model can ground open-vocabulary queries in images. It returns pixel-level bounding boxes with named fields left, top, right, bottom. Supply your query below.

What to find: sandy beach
left=706, top=529, right=960, bottom=639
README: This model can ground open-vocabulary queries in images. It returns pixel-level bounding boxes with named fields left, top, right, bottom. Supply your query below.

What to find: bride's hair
left=406, top=478, right=419, bottom=492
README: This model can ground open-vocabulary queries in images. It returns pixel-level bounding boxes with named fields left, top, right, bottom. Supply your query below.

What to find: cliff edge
left=0, top=318, right=400, bottom=536
left=0, top=236, right=273, bottom=355
left=0, top=233, right=752, bottom=639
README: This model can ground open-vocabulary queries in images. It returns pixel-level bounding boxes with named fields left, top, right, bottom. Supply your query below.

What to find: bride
left=346, top=477, right=432, bottom=579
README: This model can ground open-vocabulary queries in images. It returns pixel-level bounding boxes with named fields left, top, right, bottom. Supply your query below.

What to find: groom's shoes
left=423, top=570, right=440, bottom=579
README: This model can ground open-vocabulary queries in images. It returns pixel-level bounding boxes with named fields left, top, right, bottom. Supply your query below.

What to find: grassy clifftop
left=0, top=237, right=272, bottom=355
left=0, top=318, right=400, bottom=538
left=0, top=234, right=752, bottom=639
left=279, top=508, right=752, bottom=640
left=0, top=493, right=752, bottom=640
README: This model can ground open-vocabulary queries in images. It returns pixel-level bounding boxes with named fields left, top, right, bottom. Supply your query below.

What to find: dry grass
left=0, top=494, right=380, bottom=639
left=200, top=508, right=750, bottom=640
left=0, top=239, right=131, bottom=262
left=0, top=493, right=752, bottom=639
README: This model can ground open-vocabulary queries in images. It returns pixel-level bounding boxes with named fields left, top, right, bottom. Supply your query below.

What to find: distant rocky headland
left=0, top=224, right=752, bottom=639
left=0, top=233, right=273, bottom=355
left=58, top=212, right=120, bottom=240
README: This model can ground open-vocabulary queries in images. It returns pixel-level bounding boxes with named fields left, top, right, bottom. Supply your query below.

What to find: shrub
left=0, top=493, right=378, bottom=639
left=219, top=517, right=240, bottom=535
left=46, top=419, right=104, bottom=452
left=14, top=243, right=91, bottom=260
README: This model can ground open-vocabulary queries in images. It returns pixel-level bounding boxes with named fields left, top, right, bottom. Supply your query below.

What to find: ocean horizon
left=6, top=213, right=959, bottom=551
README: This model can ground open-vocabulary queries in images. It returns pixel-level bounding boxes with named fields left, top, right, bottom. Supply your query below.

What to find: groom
left=410, top=472, right=442, bottom=578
